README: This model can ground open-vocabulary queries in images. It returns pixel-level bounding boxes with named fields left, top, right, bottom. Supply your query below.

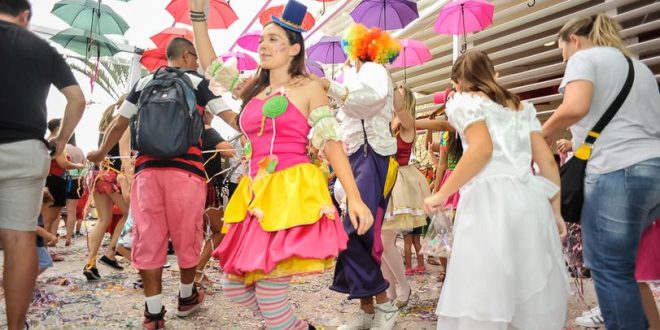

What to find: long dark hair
left=451, top=51, right=521, bottom=110
left=446, top=132, right=462, bottom=162
left=238, top=22, right=308, bottom=123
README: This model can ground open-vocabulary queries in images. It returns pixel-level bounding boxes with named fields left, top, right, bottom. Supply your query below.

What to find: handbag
left=560, top=56, right=634, bottom=223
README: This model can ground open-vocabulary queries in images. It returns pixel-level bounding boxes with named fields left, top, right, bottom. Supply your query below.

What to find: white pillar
left=127, top=49, right=142, bottom=92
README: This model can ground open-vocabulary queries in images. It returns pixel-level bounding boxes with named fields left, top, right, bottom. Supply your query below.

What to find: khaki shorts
left=0, top=140, right=50, bottom=231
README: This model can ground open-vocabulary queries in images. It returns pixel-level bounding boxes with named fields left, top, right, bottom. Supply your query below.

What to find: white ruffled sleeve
left=446, top=93, right=487, bottom=133
left=327, top=62, right=389, bottom=119
left=525, top=103, right=542, bottom=133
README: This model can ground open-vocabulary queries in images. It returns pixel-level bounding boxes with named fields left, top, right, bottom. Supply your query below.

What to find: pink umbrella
left=434, top=0, right=494, bottom=53
left=390, top=39, right=431, bottom=82
left=220, top=51, right=258, bottom=71
left=236, top=30, right=261, bottom=52
left=166, top=0, right=238, bottom=30
left=150, top=27, right=193, bottom=48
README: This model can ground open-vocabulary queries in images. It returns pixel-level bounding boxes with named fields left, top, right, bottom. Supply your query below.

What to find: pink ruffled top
left=239, top=93, right=311, bottom=178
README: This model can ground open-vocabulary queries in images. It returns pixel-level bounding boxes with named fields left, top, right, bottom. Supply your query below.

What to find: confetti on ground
left=0, top=220, right=656, bottom=329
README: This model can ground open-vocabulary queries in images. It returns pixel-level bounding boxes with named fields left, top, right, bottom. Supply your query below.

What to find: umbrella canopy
left=220, top=51, right=258, bottom=71
left=307, top=36, right=345, bottom=64
left=305, top=59, right=325, bottom=77
left=236, top=30, right=261, bottom=52
left=312, top=0, right=338, bottom=15
left=150, top=27, right=193, bottom=48
left=51, top=27, right=120, bottom=57
left=166, top=0, right=238, bottom=29
left=391, top=39, right=431, bottom=68
left=140, top=48, right=168, bottom=72
left=259, top=5, right=315, bottom=31
left=350, top=0, right=419, bottom=31
left=51, top=0, right=129, bottom=35
left=307, top=36, right=346, bottom=78
left=434, top=0, right=494, bottom=52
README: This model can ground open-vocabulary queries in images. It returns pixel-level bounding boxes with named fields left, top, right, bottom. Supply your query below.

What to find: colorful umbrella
left=166, top=0, right=238, bottom=29
left=140, top=48, right=168, bottom=72
left=350, top=0, right=419, bottom=31
left=305, top=59, right=325, bottom=77
left=390, top=39, right=431, bottom=82
left=51, top=0, right=129, bottom=35
left=236, top=30, right=261, bottom=52
left=50, top=27, right=120, bottom=57
left=434, top=0, right=494, bottom=53
left=259, top=5, right=315, bottom=31
left=150, top=27, right=193, bottom=48
left=307, top=36, right=345, bottom=78
left=220, top=51, right=258, bottom=71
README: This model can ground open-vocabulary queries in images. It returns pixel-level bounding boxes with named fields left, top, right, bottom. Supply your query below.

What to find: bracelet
left=190, top=10, right=205, bottom=14
left=190, top=13, right=207, bottom=22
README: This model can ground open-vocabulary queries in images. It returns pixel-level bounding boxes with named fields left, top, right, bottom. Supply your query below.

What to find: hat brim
left=271, top=16, right=307, bottom=33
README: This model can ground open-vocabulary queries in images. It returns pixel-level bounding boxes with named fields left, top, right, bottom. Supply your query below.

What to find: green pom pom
left=265, top=157, right=278, bottom=174
left=262, top=96, right=288, bottom=119
left=244, top=141, right=252, bottom=158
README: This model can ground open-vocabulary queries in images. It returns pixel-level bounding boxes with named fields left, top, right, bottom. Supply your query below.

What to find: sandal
left=413, top=266, right=427, bottom=274
left=405, top=267, right=415, bottom=276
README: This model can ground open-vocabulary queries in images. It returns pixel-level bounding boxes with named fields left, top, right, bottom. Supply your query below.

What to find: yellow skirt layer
left=224, top=163, right=335, bottom=232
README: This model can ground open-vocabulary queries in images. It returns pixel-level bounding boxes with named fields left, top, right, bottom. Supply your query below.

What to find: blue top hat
left=271, top=0, right=308, bottom=33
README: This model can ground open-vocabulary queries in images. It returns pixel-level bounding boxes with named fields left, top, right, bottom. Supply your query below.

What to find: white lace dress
left=436, top=93, right=570, bottom=330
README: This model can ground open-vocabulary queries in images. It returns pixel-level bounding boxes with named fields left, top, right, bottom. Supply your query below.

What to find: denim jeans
left=582, top=157, right=660, bottom=330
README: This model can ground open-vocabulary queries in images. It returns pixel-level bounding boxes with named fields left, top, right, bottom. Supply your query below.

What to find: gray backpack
left=131, top=67, right=203, bottom=158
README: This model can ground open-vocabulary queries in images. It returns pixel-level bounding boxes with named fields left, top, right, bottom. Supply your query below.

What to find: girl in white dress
left=423, top=51, right=570, bottom=329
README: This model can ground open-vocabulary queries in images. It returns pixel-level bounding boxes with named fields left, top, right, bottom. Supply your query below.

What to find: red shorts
left=130, top=169, right=205, bottom=270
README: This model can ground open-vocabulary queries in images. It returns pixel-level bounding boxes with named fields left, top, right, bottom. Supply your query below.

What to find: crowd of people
left=1, top=0, right=659, bottom=329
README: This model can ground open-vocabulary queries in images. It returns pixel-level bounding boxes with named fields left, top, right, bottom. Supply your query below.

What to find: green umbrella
left=52, top=0, right=129, bottom=35
left=51, top=28, right=121, bottom=57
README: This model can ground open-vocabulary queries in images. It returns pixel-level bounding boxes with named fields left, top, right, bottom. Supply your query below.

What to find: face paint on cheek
left=274, top=43, right=286, bottom=54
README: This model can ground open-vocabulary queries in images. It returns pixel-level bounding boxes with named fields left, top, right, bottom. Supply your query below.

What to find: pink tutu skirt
left=213, top=212, right=348, bottom=284
left=635, top=219, right=660, bottom=281
left=440, top=169, right=461, bottom=210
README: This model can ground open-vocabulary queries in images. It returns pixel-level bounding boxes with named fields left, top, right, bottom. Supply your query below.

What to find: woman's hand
left=423, top=193, right=447, bottom=215
left=347, top=198, right=373, bottom=235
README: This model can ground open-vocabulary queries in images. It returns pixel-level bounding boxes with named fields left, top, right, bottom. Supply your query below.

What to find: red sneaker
left=176, top=284, right=205, bottom=317
left=142, top=305, right=166, bottom=330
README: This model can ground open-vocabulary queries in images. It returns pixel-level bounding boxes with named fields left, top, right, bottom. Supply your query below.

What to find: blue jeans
left=582, top=157, right=660, bottom=330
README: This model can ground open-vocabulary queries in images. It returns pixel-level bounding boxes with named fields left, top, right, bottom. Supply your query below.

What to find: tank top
left=395, top=134, right=413, bottom=166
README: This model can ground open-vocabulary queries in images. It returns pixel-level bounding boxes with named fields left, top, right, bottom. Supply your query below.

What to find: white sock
left=145, top=294, right=163, bottom=314
left=180, top=282, right=194, bottom=299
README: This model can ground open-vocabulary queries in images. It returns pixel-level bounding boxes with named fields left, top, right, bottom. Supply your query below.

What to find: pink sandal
left=405, top=267, right=415, bottom=276
left=413, top=266, right=427, bottom=274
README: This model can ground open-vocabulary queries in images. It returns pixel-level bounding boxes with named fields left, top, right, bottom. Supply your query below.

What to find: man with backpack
left=87, top=37, right=230, bottom=329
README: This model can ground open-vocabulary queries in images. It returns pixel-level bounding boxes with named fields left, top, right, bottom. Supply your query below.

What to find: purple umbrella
left=307, top=36, right=346, bottom=78
left=236, top=30, right=261, bottom=53
left=220, top=51, right=258, bottom=71
left=350, top=0, right=419, bottom=31
left=305, top=59, right=325, bottom=77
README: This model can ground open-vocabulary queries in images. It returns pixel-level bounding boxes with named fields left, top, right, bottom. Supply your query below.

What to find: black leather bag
left=560, top=56, right=634, bottom=223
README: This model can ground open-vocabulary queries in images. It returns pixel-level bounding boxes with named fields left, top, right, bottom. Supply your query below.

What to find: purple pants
left=331, top=144, right=392, bottom=299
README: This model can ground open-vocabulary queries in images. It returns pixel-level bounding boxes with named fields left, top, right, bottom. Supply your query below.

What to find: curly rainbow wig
left=341, top=24, right=401, bottom=65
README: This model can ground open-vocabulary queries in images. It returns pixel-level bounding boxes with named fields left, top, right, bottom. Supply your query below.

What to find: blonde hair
left=99, top=94, right=127, bottom=132
left=558, top=13, right=633, bottom=57
left=402, top=85, right=416, bottom=119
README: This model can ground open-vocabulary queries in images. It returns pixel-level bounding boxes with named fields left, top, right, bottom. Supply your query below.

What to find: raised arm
left=415, top=118, right=453, bottom=132
left=189, top=0, right=217, bottom=71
